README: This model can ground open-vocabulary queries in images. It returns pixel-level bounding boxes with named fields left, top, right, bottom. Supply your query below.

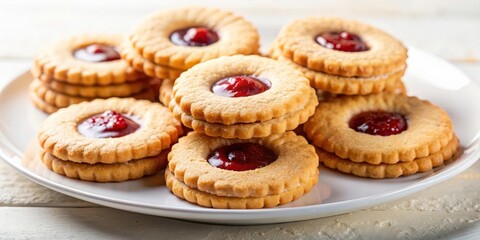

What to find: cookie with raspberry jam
left=275, top=17, right=407, bottom=77
left=165, top=131, right=319, bottom=208
left=304, top=93, right=455, bottom=165
left=170, top=55, right=318, bottom=139
left=127, top=6, right=260, bottom=71
left=33, top=34, right=142, bottom=85
left=38, top=98, right=182, bottom=164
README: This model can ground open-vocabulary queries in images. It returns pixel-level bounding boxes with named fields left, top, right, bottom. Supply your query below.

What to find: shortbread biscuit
left=170, top=93, right=317, bottom=139
left=34, top=34, right=142, bottom=85
left=38, top=98, right=182, bottom=164
left=304, top=93, right=454, bottom=164
left=159, top=78, right=174, bottom=106
left=276, top=17, right=407, bottom=77
left=129, top=6, right=259, bottom=69
left=270, top=46, right=405, bottom=95
left=120, top=43, right=184, bottom=79
left=165, top=169, right=317, bottom=209
left=29, top=86, right=59, bottom=114
left=41, top=149, right=168, bottom=182
left=36, top=76, right=150, bottom=98
left=317, top=136, right=459, bottom=178
left=168, top=131, right=319, bottom=198
left=316, top=80, right=407, bottom=101
left=172, top=55, right=317, bottom=124
left=30, top=79, right=155, bottom=108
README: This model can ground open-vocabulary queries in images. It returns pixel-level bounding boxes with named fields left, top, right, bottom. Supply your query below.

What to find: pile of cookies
left=30, top=34, right=155, bottom=113
left=271, top=17, right=407, bottom=96
left=32, top=6, right=460, bottom=209
left=38, top=98, right=182, bottom=182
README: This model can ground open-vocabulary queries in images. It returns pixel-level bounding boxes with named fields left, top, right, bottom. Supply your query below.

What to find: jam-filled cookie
left=170, top=55, right=318, bottom=139
left=166, top=131, right=319, bottom=208
left=123, top=6, right=260, bottom=78
left=275, top=17, right=407, bottom=77
left=30, top=34, right=158, bottom=113
left=304, top=93, right=458, bottom=177
left=33, top=34, right=141, bottom=85
left=37, top=98, right=182, bottom=182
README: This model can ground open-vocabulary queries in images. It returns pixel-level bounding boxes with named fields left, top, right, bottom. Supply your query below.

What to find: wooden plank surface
left=0, top=0, right=480, bottom=239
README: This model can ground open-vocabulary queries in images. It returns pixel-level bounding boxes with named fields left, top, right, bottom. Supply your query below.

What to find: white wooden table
left=1, top=1, right=480, bottom=239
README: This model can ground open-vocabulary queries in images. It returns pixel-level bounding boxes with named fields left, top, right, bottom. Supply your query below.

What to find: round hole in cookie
left=77, top=110, right=141, bottom=138
left=207, top=142, right=278, bottom=171
left=349, top=110, right=407, bottom=136
left=211, top=75, right=271, bottom=98
left=73, top=44, right=121, bottom=62
left=170, top=26, right=219, bottom=47
left=315, top=31, right=369, bottom=52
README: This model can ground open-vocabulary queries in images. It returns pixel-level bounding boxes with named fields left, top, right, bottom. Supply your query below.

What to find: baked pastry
left=271, top=17, right=407, bottom=95
left=159, top=78, right=174, bottom=106
left=170, top=55, right=318, bottom=139
left=303, top=93, right=458, bottom=178
left=37, top=98, right=183, bottom=182
left=166, top=131, right=319, bottom=208
left=30, top=34, right=156, bottom=113
left=122, top=6, right=260, bottom=78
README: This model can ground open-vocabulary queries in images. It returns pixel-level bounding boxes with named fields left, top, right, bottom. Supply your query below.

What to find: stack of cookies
left=120, top=6, right=260, bottom=104
left=37, top=98, right=182, bottom=182
left=30, top=34, right=155, bottom=114
left=271, top=17, right=408, bottom=96
left=303, top=93, right=459, bottom=178
left=165, top=55, right=320, bottom=208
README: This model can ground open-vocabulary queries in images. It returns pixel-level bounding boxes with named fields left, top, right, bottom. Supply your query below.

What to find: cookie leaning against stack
left=38, top=98, right=183, bottom=182
left=165, top=55, right=320, bottom=208
left=30, top=34, right=155, bottom=114
left=271, top=17, right=408, bottom=96
left=304, top=93, right=459, bottom=178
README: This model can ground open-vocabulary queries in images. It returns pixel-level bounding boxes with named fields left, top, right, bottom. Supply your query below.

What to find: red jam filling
left=349, top=111, right=407, bottom=136
left=316, top=31, right=369, bottom=52
left=77, top=110, right=140, bottom=138
left=211, top=75, right=270, bottom=98
left=208, top=143, right=277, bottom=171
left=170, top=27, right=219, bottom=47
left=74, top=44, right=121, bottom=62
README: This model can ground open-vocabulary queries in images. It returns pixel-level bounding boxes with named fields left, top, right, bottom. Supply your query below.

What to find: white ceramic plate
left=0, top=48, right=479, bottom=225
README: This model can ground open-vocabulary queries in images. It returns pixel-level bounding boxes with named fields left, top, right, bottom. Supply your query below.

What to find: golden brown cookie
left=129, top=6, right=260, bottom=70
left=120, top=42, right=184, bottom=79
left=165, top=169, right=317, bottom=209
left=270, top=46, right=405, bottom=95
left=169, top=93, right=317, bottom=139
left=29, top=85, right=59, bottom=114
left=167, top=131, right=319, bottom=198
left=172, top=55, right=317, bottom=124
left=275, top=17, right=407, bottom=77
left=38, top=98, right=182, bottom=164
left=35, top=75, right=150, bottom=98
left=33, top=34, right=142, bottom=85
left=317, top=136, right=459, bottom=178
left=159, top=78, right=174, bottom=106
left=304, top=93, right=454, bottom=164
left=41, top=149, right=168, bottom=182
left=30, top=79, right=155, bottom=108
